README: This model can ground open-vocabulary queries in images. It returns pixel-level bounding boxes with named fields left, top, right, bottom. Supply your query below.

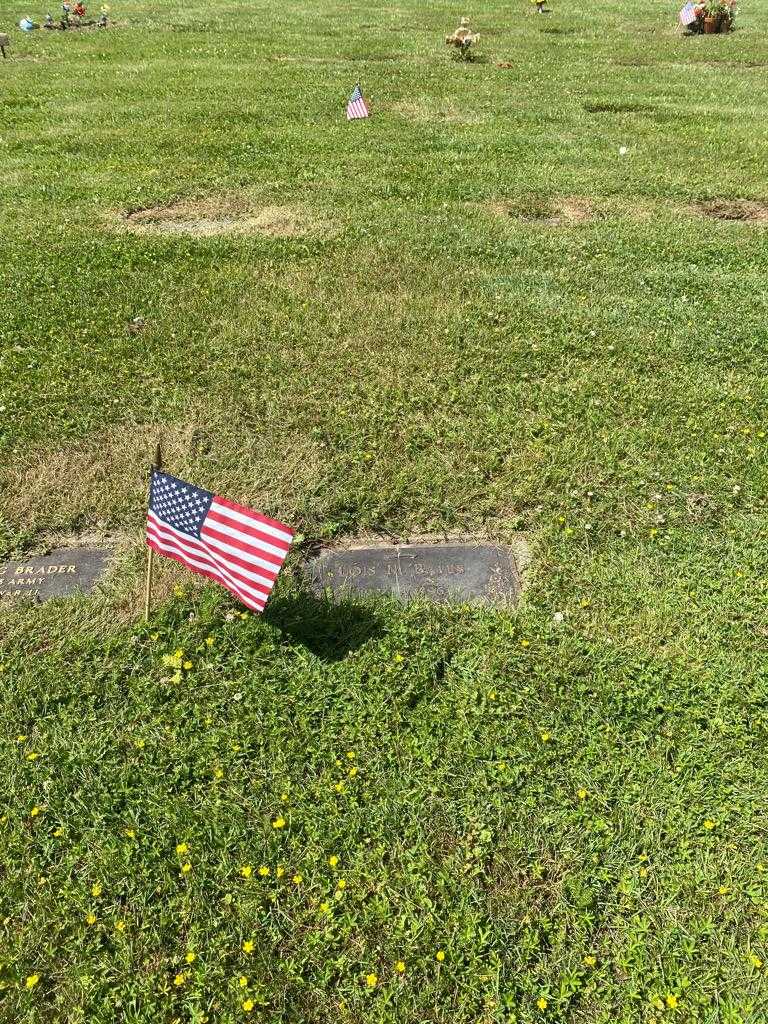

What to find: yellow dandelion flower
left=276, top=866, right=285, bottom=878
left=393, top=653, right=404, bottom=663
left=577, top=789, right=587, bottom=800
left=204, top=637, right=215, bottom=647
left=91, top=883, right=102, bottom=897
left=174, top=973, right=186, bottom=987
left=540, top=732, right=551, bottom=743
left=53, top=827, right=64, bottom=838
left=320, top=901, right=330, bottom=912
left=293, top=874, right=302, bottom=884
left=328, top=855, right=339, bottom=868
left=243, top=940, right=254, bottom=954
left=583, top=955, right=596, bottom=967
left=258, top=866, right=269, bottom=877
left=436, top=950, right=445, bottom=962
left=346, top=751, right=355, bottom=761
left=25, top=974, right=40, bottom=989
left=337, top=879, right=346, bottom=890
left=666, top=994, right=678, bottom=1009
left=30, top=806, right=41, bottom=818
left=280, top=792, right=289, bottom=802
left=520, top=639, right=530, bottom=648
left=334, top=782, right=345, bottom=793
left=16, top=735, right=28, bottom=743
left=703, top=819, right=716, bottom=830
left=86, top=911, right=97, bottom=925
left=213, top=768, right=224, bottom=780
left=176, top=843, right=189, bottom=855
left=242, top=999, right=254, bottom=1012
left=272, top=817, right=286, bottom=829
left=537, top=998, right=548, bottom=1010
left=185, top=952, right=196, bottom=964
left=239, top=976, right=249, bottom=987
left=115, top=919, right=126, bottom=932
left=124, top=828, right=136, bottom=839
left=348, top=766, right=358, bottom=777
left=366, top=974, right=377, bottom=988
left=241, top=865, right=253, bottom=879
left=26, top=752, right=40, bottom=761
left=750, top=954, right=763, bottom=969
left=395, top=960, right=406, bottom=973
left=134, top=738, right=145, bottom=749
left=718, top=885, right=729, bottom=895
left=183, top=661, right=193, bottom=671
left=181, top=862, right=192, bottom=874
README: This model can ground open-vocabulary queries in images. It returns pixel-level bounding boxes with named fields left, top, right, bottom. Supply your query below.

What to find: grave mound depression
left=119, top=198, right=317, bottom=238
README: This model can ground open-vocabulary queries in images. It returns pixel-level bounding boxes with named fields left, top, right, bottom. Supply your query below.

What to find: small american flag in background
left=347, top=83, right=369, bottom=120
left=147, top=470, right=293, bottom=613
left=680, top=2, right=698, bottom=25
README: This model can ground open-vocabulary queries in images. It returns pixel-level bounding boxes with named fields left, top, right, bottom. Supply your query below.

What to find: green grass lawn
left=3, top=0, right=768, bottom=1020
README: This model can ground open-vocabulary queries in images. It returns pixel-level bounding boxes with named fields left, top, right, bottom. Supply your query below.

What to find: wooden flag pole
left=143, top=443, right=162, bottom=622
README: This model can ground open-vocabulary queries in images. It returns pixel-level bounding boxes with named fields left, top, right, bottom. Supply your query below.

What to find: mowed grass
left=2, top=0, right=768, bottom=1020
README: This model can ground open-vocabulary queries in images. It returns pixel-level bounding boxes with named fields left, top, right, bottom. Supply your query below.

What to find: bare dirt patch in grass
left=693, top=199, right=768, bottom=223
left=488, top=196, right=594, bottom=226
left=118, top=197, right=320, bottom=238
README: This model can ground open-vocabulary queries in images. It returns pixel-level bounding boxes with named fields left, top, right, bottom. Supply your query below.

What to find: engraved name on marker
left=0, top=548, right=113, bottom=602
left=308, top=543, right=520, bottom=606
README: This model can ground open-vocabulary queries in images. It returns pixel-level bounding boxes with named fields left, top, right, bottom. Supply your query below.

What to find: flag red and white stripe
left=146, top=470, right=293, bottom=613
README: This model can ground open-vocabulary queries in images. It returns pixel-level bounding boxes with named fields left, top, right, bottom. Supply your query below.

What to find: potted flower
left=704, top=0, right=733, bottom=32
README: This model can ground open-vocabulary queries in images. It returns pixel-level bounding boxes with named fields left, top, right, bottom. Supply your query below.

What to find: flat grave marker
left=0, top=548, right=113, bottom=602
left=307, top=542, right=520, bottom=607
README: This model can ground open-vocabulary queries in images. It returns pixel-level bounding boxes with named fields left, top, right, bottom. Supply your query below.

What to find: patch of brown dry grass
left=116, top=196, right=323, bottom=238
left=0, top=408, right=321, bottom=546
left=487, top=196, right=594, bottom=226
left=391, top=99, right=487, bottom=125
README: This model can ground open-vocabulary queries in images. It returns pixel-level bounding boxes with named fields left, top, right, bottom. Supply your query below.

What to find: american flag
left=680, top=2, right=698, bottom=25
left=147, top=470, right=293, bottom=613
left=347, top=83, right=369, bottom=120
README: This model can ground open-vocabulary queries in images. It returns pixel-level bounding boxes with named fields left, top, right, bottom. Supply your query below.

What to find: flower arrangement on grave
left=704, top=0, right=735, bottom=30
left=445, top=17, right=480, bottom=60
left=684, top=0, right=735, bottom=33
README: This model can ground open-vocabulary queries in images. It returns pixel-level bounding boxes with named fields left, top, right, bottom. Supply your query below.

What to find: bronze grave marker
left=307, top=543, right=520, bottom=607
left=0, top=548, right=113, bottom=602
